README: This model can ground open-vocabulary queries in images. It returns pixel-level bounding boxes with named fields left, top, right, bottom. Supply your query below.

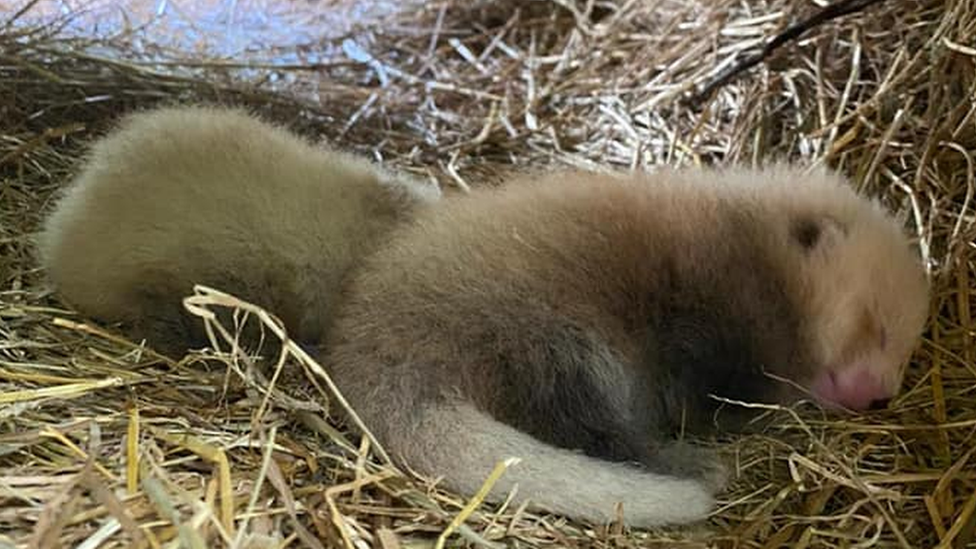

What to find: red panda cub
left=323, top=165, right=929, bottom=526
left=37, top=106, right=440, bottom=353
left=36, top=108, right=929, bottom=527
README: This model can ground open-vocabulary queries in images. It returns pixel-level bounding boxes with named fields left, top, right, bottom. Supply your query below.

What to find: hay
left=1, top=0, right=973, bottom=546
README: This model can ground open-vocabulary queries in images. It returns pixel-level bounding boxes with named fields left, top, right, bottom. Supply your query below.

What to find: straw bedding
left=1, top=0, right=973, bottom=547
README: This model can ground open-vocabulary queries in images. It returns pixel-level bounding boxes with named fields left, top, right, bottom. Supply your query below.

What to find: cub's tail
left=385, top=402, right=716, bottom=527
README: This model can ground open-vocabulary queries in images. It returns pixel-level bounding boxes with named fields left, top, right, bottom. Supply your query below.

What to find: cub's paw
left=643, top=442, right=728, bottom=492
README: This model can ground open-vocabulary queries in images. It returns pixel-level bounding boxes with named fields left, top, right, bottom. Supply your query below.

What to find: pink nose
left=811, top=368, right=892, bottom=411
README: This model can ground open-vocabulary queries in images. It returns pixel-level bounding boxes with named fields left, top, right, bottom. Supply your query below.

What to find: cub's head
left=759, top=166, right=930, bottom=411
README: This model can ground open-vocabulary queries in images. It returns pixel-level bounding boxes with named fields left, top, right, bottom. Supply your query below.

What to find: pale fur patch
left=400, top=403, right=715, bottom=527
left=36, top=105, right=441, bottom=349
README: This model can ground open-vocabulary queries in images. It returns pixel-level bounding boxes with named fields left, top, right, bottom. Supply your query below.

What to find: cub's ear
left=790, top=215, right=846, bottom=253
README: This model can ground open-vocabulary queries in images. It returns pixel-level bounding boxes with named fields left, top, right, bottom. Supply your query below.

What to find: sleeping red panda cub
left=37, top=106, right=439, bottom=353
left=324, top=165, right=929, bottom=526
left=37, top=106, right=929, bottom=527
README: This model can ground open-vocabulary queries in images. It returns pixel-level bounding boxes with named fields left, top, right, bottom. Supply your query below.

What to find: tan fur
left=325, top=165, right=930, bottom=526
left=396, top=403, right=716, bottom=525
left=662, top=164, right=930, bottom=404
left=37, top=106, right=440, bottom=351
left=37, top=115, right=929, bottom=527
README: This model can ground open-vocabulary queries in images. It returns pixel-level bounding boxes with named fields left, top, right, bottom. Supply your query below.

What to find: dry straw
left=1, top=0, right=973, bottom=547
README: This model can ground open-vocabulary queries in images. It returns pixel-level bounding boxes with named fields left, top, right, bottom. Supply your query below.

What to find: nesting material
left=0, top=0, right=972, bottom=547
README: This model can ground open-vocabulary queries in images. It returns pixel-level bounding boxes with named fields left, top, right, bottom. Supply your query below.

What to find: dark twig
left=688, top=0, right=891, bottom=105
left=3, top=0, right=44, bottom=29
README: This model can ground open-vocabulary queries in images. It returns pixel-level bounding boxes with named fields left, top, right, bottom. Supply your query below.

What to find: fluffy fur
left=324, top=165, right=929, bottom=526
left=37, top=106, right=440, bottom=352
left=36, top=109, right=929, bottom=527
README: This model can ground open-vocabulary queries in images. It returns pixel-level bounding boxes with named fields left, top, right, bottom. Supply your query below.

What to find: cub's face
left=785, top=204, right=929, bottom=411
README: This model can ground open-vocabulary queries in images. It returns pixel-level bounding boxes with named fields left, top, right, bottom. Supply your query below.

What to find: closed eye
left=791, top=217, right=821, bottom=251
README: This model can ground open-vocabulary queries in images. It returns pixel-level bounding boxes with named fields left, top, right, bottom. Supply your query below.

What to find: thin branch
left=688, top=0, right=892, bottom=105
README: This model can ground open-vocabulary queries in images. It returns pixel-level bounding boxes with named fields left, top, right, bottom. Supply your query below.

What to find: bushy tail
left=389, top=403, right=716, bottom=527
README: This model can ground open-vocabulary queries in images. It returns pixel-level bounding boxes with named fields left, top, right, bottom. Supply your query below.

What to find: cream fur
left=37, top=106, right=440, bottom=350
left=408, top=403, right=715, bottom=526
left=326, top=164, right=930, bottom=526
left=36, top=117, right=930, bottom=529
